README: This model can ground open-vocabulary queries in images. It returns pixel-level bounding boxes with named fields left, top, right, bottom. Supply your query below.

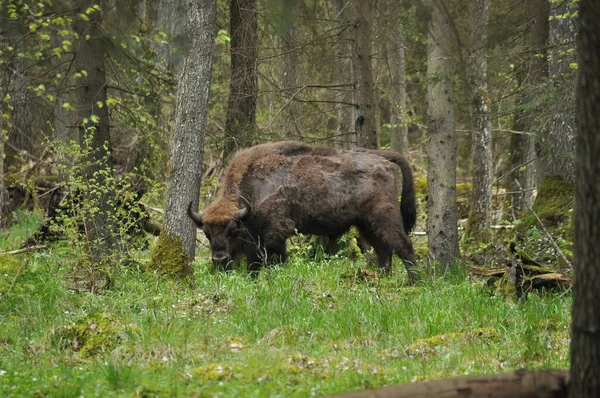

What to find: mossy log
left=325, top=369, right=568, bottom=398
left=467, top=263, right=572, bottom=299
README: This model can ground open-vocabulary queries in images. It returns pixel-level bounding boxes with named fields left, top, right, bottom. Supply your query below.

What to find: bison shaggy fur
left=188, top=141, right=419, bottom=283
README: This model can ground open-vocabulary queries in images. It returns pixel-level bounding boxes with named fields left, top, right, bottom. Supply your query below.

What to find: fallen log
left=323, top=369, right=568, bottom=398
left=0, top=245, right=47, bottom=255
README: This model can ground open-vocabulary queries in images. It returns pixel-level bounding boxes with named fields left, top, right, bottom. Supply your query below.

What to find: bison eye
left=203, top=229, right=212, bottom=241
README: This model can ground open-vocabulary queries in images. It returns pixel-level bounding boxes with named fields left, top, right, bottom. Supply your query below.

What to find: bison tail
left=396, top=157, right=417, bottom=235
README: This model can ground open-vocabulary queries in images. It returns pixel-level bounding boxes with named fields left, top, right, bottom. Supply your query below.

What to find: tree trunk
left=389, top=33, right=409, bottom=155
left=223, top=0, right=258, bottom=160
left=0, top=26, right=9, bottom=226
left=325, top=369, right=568, bottom=398
left=538, top=0, right=576, bottom=184
left=426, top=0, right=460, bottom=268
left=50, top=29, right=73, bottom=145
left=507, top=0, right=548, bottom=216
left=280, top=0, right=302, bottom=140
left=149, top=0, right=217, bottom=282
left=72, top=0, right=118, bottom=265
left=333, top=0, right=355, bottom=147
left=570, top=0, right=600, bottom=395
left=5, top=58, right=35, bottom=171
left=466, top=0, right=493, bottom=242
left=351, top=0, right=378, bottom=149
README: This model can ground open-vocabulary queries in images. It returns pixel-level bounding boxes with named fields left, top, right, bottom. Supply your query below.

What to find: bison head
left=187, top=201, right=250, bottom=269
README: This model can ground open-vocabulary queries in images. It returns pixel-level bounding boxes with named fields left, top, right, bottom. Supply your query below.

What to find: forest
left=0, top=0, right=598, bottom=397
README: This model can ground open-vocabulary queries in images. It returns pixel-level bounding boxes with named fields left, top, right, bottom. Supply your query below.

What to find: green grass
left=0, top=213, right=571, bottom=397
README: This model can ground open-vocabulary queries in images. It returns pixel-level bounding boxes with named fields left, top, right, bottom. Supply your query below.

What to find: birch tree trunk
left=223, top=0, right=258, bottom=160
left=570, top=0, right=600, bottom=395
left=426, top=0, right=460, bottom=268
left=466, top=0, right=493, bottom=242
left=149, top=0, right=217, bottom=282
left=280, top=0, right=302, bottom=140
left=351, top=0, right=378, bottom=149
left=333, top=0, right=355, bottom=147
left=389, top=30, right=409, bottom=155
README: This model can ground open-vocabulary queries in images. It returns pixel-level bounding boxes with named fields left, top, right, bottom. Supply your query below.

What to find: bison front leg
left=264, top=239, right=287, bottom=267
left=247, top=238, right=287, bottom=273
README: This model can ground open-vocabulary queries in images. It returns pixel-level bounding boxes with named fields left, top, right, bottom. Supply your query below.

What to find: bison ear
left=187, top=201, right=204, bottom=227
left=234, top=205, right=250, bottom=221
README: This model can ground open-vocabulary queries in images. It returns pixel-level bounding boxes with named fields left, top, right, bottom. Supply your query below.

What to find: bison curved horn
left=187, top=201, right=204, bottom=226
left=234, top=205, right=250, bottom=221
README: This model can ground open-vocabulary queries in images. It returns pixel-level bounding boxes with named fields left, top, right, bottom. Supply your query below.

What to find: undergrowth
left=0, top=212, right=571, bottom=397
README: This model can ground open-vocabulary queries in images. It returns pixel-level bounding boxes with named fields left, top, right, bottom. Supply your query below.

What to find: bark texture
left=325, top=369, right=568, bottom=398
left=72, top=0, right=118, bottom=264
left=389, top=32, right=409, bottom=155
left=333, top=0, right=355, bottom=147
left=153, top=0, right=217, bottom=279
left=351, top=0, right=378, bottom=149
left=426, top=0, right=460, bottom=268
left=223, top=0, right=258, bottom=159
left=507, top=0, right=549, bottom=216
left=539, top=0, right=576, bottom=184
left=280, top=0, right=302, bottom=140
left=137, top=0, right=186, bottom=70
left=570, top=0, right=600, bottom=395
left=0, top=27, right=8, bottom=226
left=466, top=0, right=492, bottom=242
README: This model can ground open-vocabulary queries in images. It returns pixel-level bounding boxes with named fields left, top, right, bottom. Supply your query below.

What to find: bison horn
left=234, top=205, right=250, bottom=220
left=187, top=201, right=204, bottom=226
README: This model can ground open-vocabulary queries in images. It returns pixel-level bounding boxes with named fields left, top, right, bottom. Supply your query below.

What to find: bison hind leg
left=359, top=209, right=420, bottom=284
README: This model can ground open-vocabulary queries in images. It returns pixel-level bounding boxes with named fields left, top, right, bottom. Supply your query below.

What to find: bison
left=188, top=141, right=419, bottom=283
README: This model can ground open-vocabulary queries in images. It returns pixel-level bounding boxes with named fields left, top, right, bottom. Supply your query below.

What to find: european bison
left=188, top=141, right=419, bottom=282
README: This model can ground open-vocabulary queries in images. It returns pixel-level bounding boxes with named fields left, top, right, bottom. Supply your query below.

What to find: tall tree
left=71, top=0, right=118, bottom=265
left=351, top=0, right=378, bottom=149
left=333, top=0, right=355, bottom=147
left=426, top=0, right=460, bottom=268
left=465, top=0, right=493, bottom=242
left=0, top=22, right=10, bottom=226
left=388, top=32, right=410, bottom=155
left=507, top=0, right=549, bottom=216
left=223, top=0, right=258, bottom=160
left=537, top=0, right=576, bottom=184
left=279, top=0, right=302, bottom=140
left=570, top=0, right=600, bottom=396
left=149, top=0, right=217, bottom=281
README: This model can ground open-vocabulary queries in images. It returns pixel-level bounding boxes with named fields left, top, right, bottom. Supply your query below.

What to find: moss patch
left=190, top=363, right=232, bottom=382
left=148, top=232, right=188, bottom=278
left=528, top=176, right=574, bottom=228
left=406, top=328, right=500, bottom=357
left=53, top=312, right=128, bottom=357
left=0, top=255, right=25, bottom=296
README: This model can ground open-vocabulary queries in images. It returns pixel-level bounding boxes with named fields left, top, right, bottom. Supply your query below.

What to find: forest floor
left=0, top=212, right=571, bottom=397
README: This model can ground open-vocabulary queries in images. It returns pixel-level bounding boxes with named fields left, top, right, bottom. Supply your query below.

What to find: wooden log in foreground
left=324, top=369, right=568, bottom=398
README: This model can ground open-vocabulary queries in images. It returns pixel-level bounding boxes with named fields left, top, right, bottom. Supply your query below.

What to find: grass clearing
left=0, top=213, right=571, bottom=397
